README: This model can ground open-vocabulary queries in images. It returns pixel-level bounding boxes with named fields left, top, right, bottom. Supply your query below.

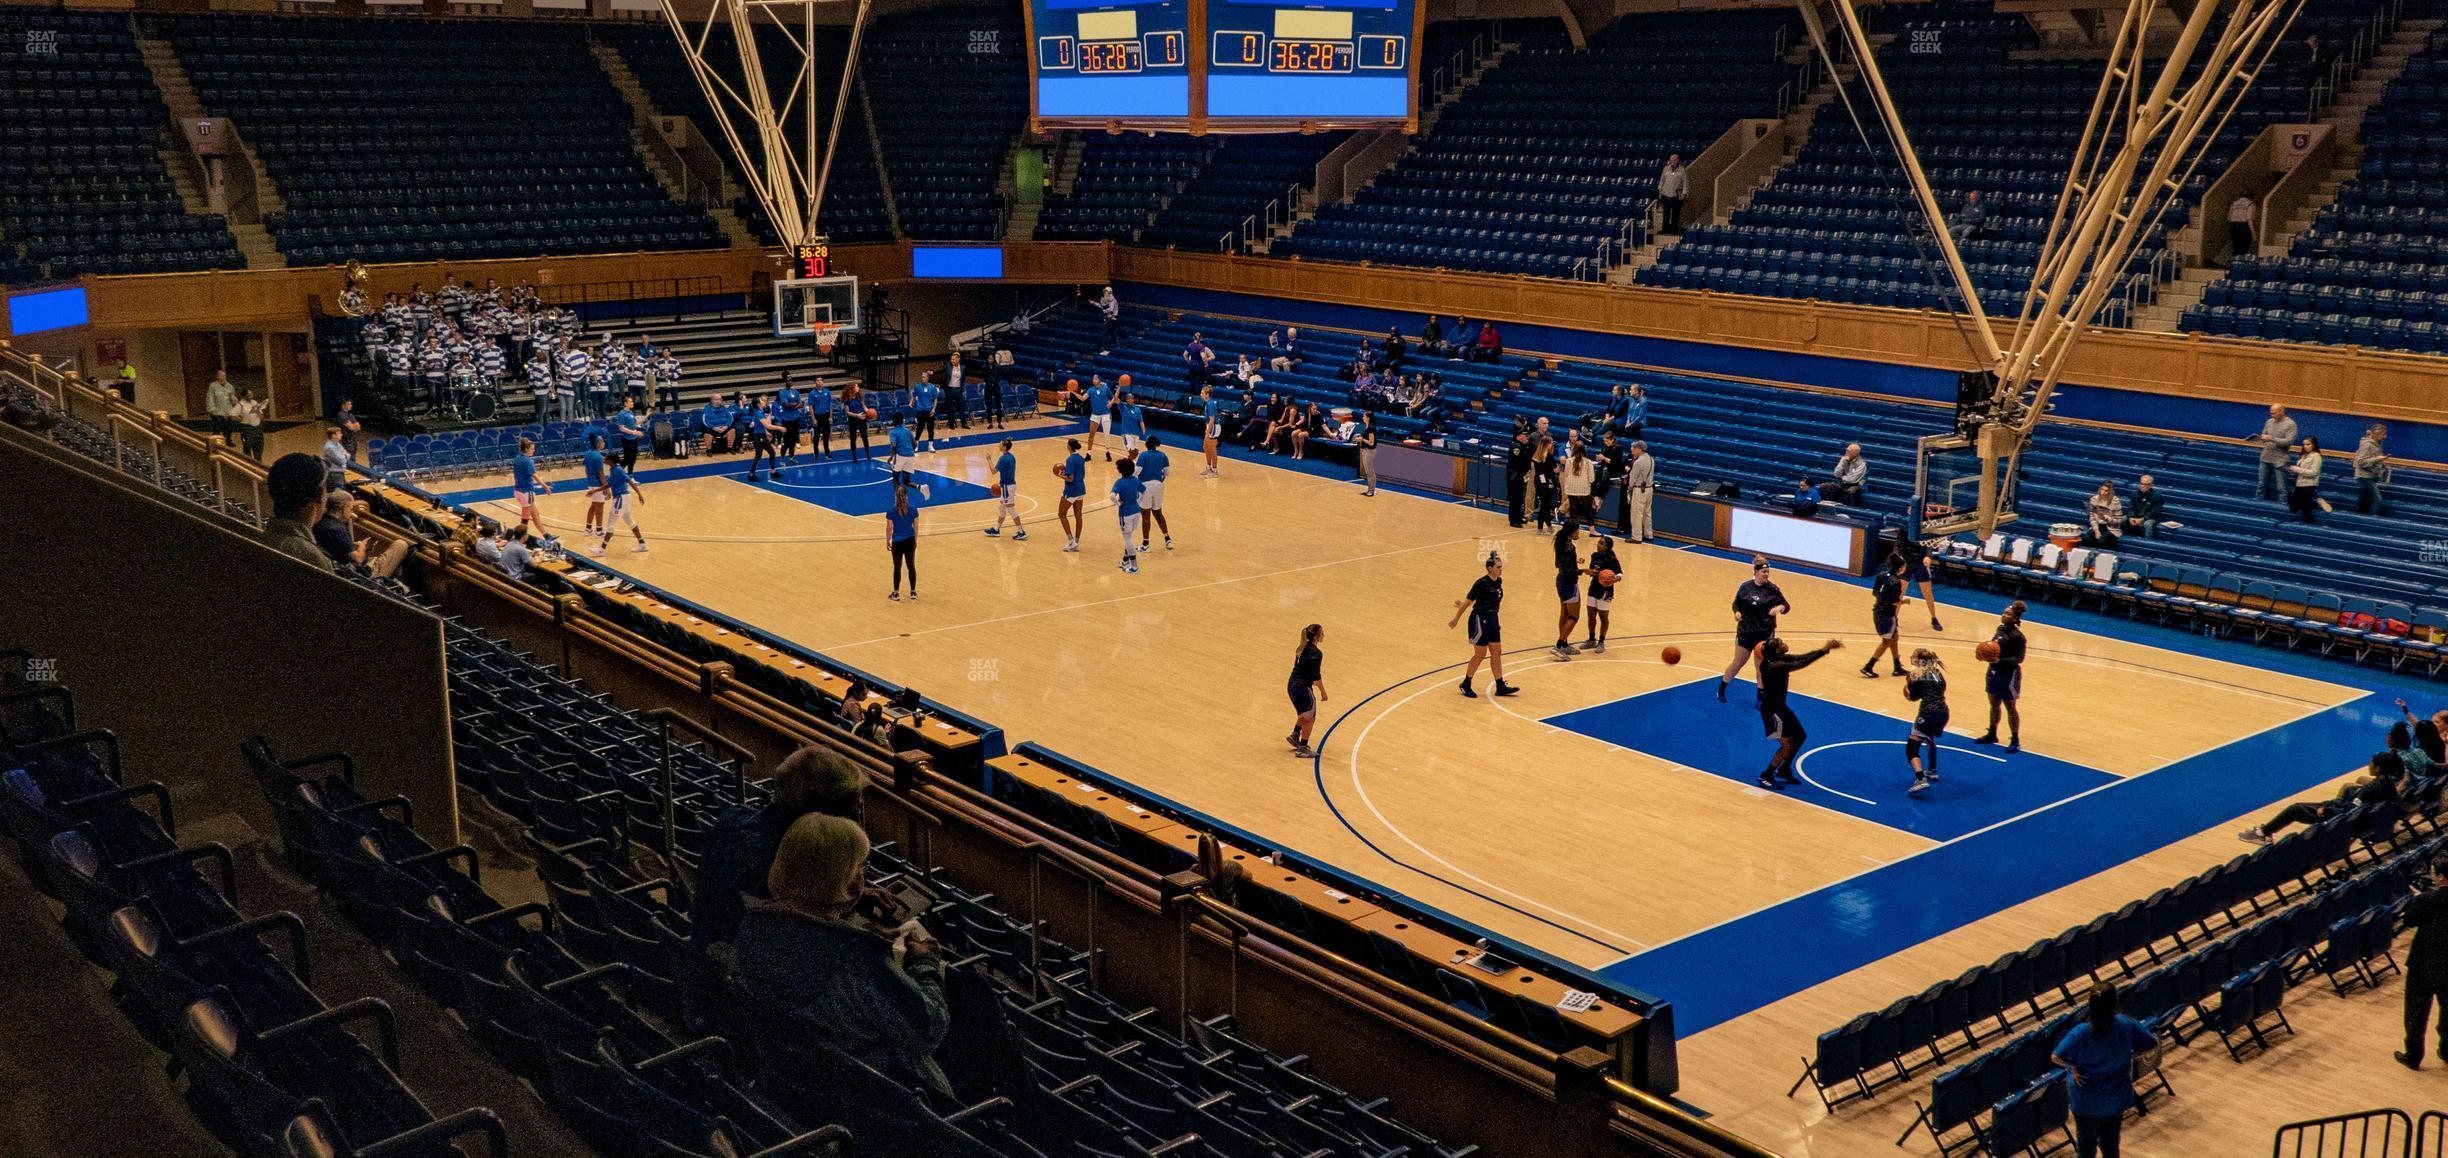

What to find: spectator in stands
left=469, top=523, right=504, bottom=565
left=1268, top=328, right=1301, bottom=372
left=2226, top=193, right=2256, bottom=266
left=1471, top=321, right=1504, bottom=364
left=2391, top=721, right=2436, bottom=782
left=1422, top=315, right=1449, bottom=358
left=694, top=745, right=868, bottom=948
left=2238, top=751, right=2403, bottom=844
left=2400, top=855, right=2448, bottom=1071
left=2085, top=482, right=2124, bottom=548
left=203, top=370, right=236, bottom=445
left=1384, top=324, right=1407, bottom=369
left=2288, top=435, right=2325, bottom=523
left=233, top=388, right=268, bottom=461
left=497, top=525, right=536, bottom=581
left=1657, top=154, right=1690, bottom=235
left=1826, top=444, right=1868, bottom=504
left=734, top=813, right=953, bottom=1096
left=1949, top=190, right=1992, bottom=244
left=314, top=490, right=408, bottom=580
left=2400, top=699, right=2448, bottom=765
left=1239, top=393, right=1277, bottom=448
left=2050, top=984, right=2157, bottom=1158
left=1624, top=384, right=1649, bottom=441
left=1790, top=478, right=1822, bottom=518
left=2121, top=474, right=2163, bottom=539
left=838, top=680, right=873, bottom=732
left=2248, top=404, right=2298, bottom=501
left=114, top=362, right=137, bottom=404
left=261, top=453, right=336, bottom=573
left=1408, top=374, right=1442, bottom=419
left=336, top=399, right=362, bottom=461
left=2356, top=422, right=2393, bottom=515
left=1096, top=286, right=1121, bottom=354
left=321, top=427, right=350, bottom=489
left=1290, top=402, right=1323, bottom=460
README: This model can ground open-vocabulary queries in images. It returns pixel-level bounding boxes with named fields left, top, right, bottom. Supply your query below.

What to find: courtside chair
left=2278, top=591, right=2342, bottom=649
left=1789, top=1012, right=1875, bottom=1109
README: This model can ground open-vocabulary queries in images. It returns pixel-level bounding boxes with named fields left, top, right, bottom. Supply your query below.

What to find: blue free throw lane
left=745, top=457, right=993, bottom=516
left=1543, top=679, right=2119, bottom=841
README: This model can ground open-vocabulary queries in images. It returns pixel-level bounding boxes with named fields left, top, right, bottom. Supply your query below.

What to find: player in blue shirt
left=1138, top=435, right=1173, bottom=552
left=1058, top=437, right=1087, bottom=552
left=985, top=436, right=1026, bottom=540
left=703, top=396, right=737, bottom=455
left=886, top=482, right=920, bottom=601
left=775, top=377, right=806, bottom=467
left=886, top=415, right=918, bottom=486
left=1085, top=376, right=1115, bottom=461
left=593, top=460, right=648, bottom=555
left=1199, top=385, right=1223, bottom=477
left=580, top=434, right=609, bottom=536
left=810, top=382, right=834, bottom=460
left=909, top=374, right=941, bottom=450
left=1109, top=456, right=1146, bottom=574
left=510, top=436, right=549, bottom=531
left=614, top=398, right=646, bottom=471
left=1117, top=394, right=1146, bottom=457
left=743, top=394, right=780, bottom=481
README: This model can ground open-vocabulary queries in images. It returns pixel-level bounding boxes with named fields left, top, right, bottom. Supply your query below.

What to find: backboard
left=1915, top=430, right=2020, bottom=537
left=774, top=274, right=861, bottom=339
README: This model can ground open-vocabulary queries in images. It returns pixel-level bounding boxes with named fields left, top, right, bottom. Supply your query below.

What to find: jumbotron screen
left=1029, top=0, right=1191, bottom=120
left=1205, top=0, right=1416, bottom=121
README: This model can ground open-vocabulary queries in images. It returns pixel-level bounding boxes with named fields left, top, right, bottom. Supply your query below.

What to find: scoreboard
left=1207, top=0, right=1413, bottom=121
left=1030, top=0, right=1191, bottom=119
left=1027, top=0, right=1417, bottom=129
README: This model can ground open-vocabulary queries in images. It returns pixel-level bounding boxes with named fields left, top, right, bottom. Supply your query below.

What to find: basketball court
left=437, top=417, right=2426, bottom=1138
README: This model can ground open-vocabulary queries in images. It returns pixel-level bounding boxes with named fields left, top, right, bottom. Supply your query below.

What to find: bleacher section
left=1141, top=133, right=1346, bottom=252
left=1035, top=135, right=1219, bottom=242
left=0, top=7, right=240, bottom=285
left=995, top=303, right=2448, bottom=626
left=597, top=22, right=895, bottom=244
left=151, top=14, right=724, bottom=266
left=2188, top=30, right=2448, bottom=352
left=862, top=6, right=1025, bottom=239
left=1275, top=11, right=1799, bottom=280
left=1645, top=3, right=2385, bottom=326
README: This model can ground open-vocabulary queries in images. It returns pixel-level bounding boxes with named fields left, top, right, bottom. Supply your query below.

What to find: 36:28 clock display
left=1265, top=38, right=1353, bottom=73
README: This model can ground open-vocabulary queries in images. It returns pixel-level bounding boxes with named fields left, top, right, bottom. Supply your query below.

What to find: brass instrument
left=338, top=258, right=373, bottom=317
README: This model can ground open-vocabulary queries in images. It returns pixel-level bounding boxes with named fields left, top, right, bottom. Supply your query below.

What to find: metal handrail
left=637, top=705, right=755, bottom=867
left=1602, top=1076, right=1786, bottom=1158
left=210, top=454, right=269, bottom=529
left=105, top=413, right=164, bottom=488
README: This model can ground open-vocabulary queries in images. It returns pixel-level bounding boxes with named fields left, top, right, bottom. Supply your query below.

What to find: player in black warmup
left=1903, top=648, right=1948, bottom=794
left=1755, top=636, right=1843, bottom=788
left=1287, top=624, right=1327, bottom=757
left=1861, top=553, right=1910, bottom=677
left=1551, top=521, right=1583, bottom=662
left=1580, top=534, right=1621, bottom=653
left=1721, top=556, right=1790, bottom=702
left=1975, top=600, right=2028, bottom=753
left=1449, top=553, right=1519, bottom=698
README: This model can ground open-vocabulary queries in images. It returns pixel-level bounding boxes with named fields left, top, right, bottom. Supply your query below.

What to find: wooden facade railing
left=1109, top=249, right=2448, bottom=423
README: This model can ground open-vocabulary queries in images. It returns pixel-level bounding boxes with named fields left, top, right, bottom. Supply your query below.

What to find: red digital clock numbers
left=1267, top=38, right=1354, bottom=74
left=1078, top=39, right=1144, bottom=74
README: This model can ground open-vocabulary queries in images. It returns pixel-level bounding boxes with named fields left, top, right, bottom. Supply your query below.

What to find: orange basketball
left=1976, top=640, right=2002, bottom=662
left=1596, top=568, right=1618, bottom=585
left=1661, top=646, right=1682, bottom=666
left=1051, top=463, right=1068, bottom=480
left=864, top=407, right=879, bottom=420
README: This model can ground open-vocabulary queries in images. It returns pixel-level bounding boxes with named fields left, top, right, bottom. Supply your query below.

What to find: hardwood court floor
left=458, top=433, right=2422, bottom=1153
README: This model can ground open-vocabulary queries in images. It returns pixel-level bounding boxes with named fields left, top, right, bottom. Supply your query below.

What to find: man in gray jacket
left=1657, top=155, right=1690, bottom=235
left=2357, top=422, right=2393, bottom=516
left=2249, top=403, right=2298, bottom=501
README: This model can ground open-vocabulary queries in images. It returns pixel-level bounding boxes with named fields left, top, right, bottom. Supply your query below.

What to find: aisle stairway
left=586, top=311, right=856, bottom=405
left=589, top=41, right=760, bottom=249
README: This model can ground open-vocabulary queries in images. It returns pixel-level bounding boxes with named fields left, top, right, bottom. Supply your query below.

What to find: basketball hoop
left=813, top=324, right=842, bottom=354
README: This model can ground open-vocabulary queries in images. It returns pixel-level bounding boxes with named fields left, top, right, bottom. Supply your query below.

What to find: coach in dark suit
left=1505, top=427, right=1533, bottom=528
left=2402, top=856, right=2448, bottom=1069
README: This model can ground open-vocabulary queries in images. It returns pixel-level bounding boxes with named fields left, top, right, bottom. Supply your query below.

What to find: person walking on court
left=886, top=414, right=918, bottom=488
left=2051, top=985, right=2157, bottom=1158
left=595, top=459, right=647, bottom=556
left=1355, top=413, right=1379, bottom=497
left=810, top=379, right=835, bottom=461
left=1287, top=624, right=1327, bottom=757
left=775, top=374, right=807, bottom=467
left=1753, top=636, right=1842, bottom=789
left=1896, top=534, right=1944, bottom=630
left=1903, top=649, right=1948, bottom=794
left=581, top=434, right=610, bottom=538
left=909, top=372, right=940, bottom=451
left=984, top=437, right=1026, bottom=541
left=1621, top=440, right=1655, bottom=542
left=1110, top=456, right=1146, bottom=575
left=743, top=394, right=781, bottom=482
left=615, top=396, right=646, bottom=472
left=886, top=482, right=919, bottom=601
left=1720, top=556, right=1789, bottom=702
left=1200, top=385, right=1225, bottom=478
left=1450, top=553, right=1519, bottom=698
left=1581, top=534, right=1620, bottom=653
left=1561, top=441, right=1595, bottom=523
left=1550, top=522, right=1584, bottom=662
left=1056, top=438, right=1087, bottom=552
left=1138, top=435, right=1174, bottom=552
left=1861, top=553, right=1910, bottom=678
left=1975, top=600, right=2028, bottom=753
left=2249, top=403, right=2298, bottom=501
left=2399, top=856, right=2448, bottom=1070
left=1531, top=436, right=1561, bottom=532
left=843, top=381, right=872, bottom=463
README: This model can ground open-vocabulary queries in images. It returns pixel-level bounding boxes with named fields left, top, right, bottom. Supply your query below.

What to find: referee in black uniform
left=1754, top=637, right=1843, bottom=788
left=1975, top=600, right=2028, bottom=753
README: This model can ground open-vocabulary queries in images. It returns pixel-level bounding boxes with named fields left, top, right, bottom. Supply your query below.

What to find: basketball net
left=814, top=324, right=842, bottom=353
